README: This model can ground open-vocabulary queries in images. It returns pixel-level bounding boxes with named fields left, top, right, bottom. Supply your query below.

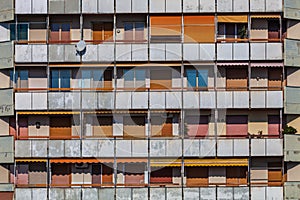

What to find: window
left=150, top=16, right=181, bottom=43
left=226, top=68, right=248, bottom=90
left=124, top=22, right=145, bottom=41
left=250, top=17, right=280, bottom=41
left=10, top=69, right=28, bottom=88
left=226, top=115, right=248, bottom=137
left=10, top=23, right=29, bottom=41
left=50, top=69, right=71, bottom=89
left=79, top=69, right=112, bottom=89
left=218, top=23, right=248, bottom=40
left=186, top=69, right=208, bottom=88
left=123, top=68, right=146, bottom=88
left=50, top=23, right=70, bottom=42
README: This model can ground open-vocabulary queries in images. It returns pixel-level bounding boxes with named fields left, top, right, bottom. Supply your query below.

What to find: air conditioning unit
left=75, top=163, right=89, bottom=169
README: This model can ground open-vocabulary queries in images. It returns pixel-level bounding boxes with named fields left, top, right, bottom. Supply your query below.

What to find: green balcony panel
left=285, top=182, right=300, bottom=199
left=285, top=86, right=300, bottom=114
left=0, top=136, right=14, bottom=163
left=0, top=89, right=13, bottom=116
left=284, top=0, right=300, bottom=20
left=284, top=134, right=300, bottom=162
left=0, top=42, right=14, bottom=69
left=0, top=0, right=14, bottom=22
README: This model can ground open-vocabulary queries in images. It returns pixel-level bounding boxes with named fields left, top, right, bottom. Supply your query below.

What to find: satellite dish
left=75, top=40, right=86, bottom=53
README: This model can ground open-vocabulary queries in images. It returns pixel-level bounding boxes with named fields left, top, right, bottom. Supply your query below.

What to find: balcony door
left=93, top=23, right=113, bottom=42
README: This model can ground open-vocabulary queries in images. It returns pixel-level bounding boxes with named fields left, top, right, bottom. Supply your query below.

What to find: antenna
left=75, top=40, right=86, bottom=55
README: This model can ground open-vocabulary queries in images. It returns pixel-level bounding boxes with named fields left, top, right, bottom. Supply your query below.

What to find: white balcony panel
left=266, top=43, right=282, bottom=60
left=266, top=139, right=283, bottom=156
left=217, top=91, right=233, bottom=108
left=82, top=0, right=97, bottom=13
left=234, top=139, right=249, bottom=156
left=183, top=44, right=199, bottom=61
left=32, top=0, right=47, bottom=14
left=0, top=24, right=10, bottom=42
left=251, top=91, right=266, bottom=108
left=64, top=45, right=80, bottom=62
left=98, top=44, right=114, bottom=62
left=200, top=92, right=216, bottom=108
left=49, top=92, right=65, bottom=110
left=234, top=187, right=249, bottom=199
left=233, top=91, right=249, bottom=108
left=150, top=188, right=165, bottom=200
left=32, top=93, right=47, bottom=110
left=184, top=188, right=199, bottom=199
left=116, top=140, right=131, bottom=157
left=183, top=92, right=200, bottom=109
left=184, top=139, right=200, bottom=157
left=217, top=0, right=233, bottom=12
left=200, top=188, right=216, bottom=199
left=150, top=44, right=166, bottom=61
left=15, top=0, right=31, bottom=14
left=65, top=92, right=80, bottom=110
left=150, top=92, right=165, bottom=109
left=82, top=92, right=97, bottom=109
left=65, top=140, right=81, bottom=157
left=183, top=0, right=198, bottom=12
left=167, top=188, right=182, bottom=200
left=251, top=139, right=266, bottom=156
left=15, top=140, right=31, bottom=157
left=200, top=44, right=215, bottom=60
left=15, top=93, right=31, bottom=110
left=15, top=189, right=32, bottom=200
left=132, top=140, right=148, bottom=157
left=166, top=140, right=182, bottom=157
left=49, top=140, right=65, bottom=157
left=133, top=188, right=148, bottom=199
left=82, top=140, right=98, bottom=157
left=200, top=139, right=216, bottom=157
left=116, top=92, right=131, bottom=109
left=98, top=140, right=114, bottom=157
left=217, top=139, right=233, bottom=157
left=233, top=0, right=249, bottom=12
left=166, top=92, right=182, bottom=109
left=234, top=43, right=249, bottom=60
left=98, top=0, right=114, bottom=13
left=150, top=140, right=166, bottom=157
left=267, top=91, right=283, bottom=108
left=98, top=92, right=114, bottom=109
left=15, top=45, right=31, bottom=62
left=166, top=0, right=181, bottom=13
left=132, top=92, right=148, bottom=109
left=251, top=187, right=266, bottom=200
left=250, top=0, right=265, bottom=12
left=266, top=0, right=282, bottom=12
left=116, top=188, right=131, bottom=199
left=150, top=0, right=165, bottom=13
left=200, top=0, right=215, bottom=12
left=166, top=43, right=181, bottom=61
left=32, top=45, right=47, bottom=62
left=82, top=45, right=98, bottom=62
left=31, top=140, right=47, bottom=157
left=132, top=0, right=148, bottom=13
left=217, top=43, right=233, bottom=60
left=266, top=187, right=283, bottom=200
left=132, top=44, right=148, bottom=61
left=218, top=188, right=233, bottom=199
left=250, top=43, right=266, bottom=60
left=116, top=0, right=131, bottom=13
left=82, top=189, right=98, bottom=200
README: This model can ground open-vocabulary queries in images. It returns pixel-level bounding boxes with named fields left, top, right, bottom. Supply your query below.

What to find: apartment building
left=0, top=0, right=299, bottom=199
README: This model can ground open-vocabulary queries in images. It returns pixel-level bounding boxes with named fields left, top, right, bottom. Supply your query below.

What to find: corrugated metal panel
left=0, top=41, right=14, bottom=69
left=284, top=0, right=300, bottom=20
left=0, top=136, right=14, bottom=163
left=0, top=0, right=14, bottom=22
left=285, top=39, right=300, bottom=67
left=284, top=86, right=300, bottom=114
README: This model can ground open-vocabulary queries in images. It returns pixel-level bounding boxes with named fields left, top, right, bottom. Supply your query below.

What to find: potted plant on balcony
left=282, top=125, right=297, bottom=135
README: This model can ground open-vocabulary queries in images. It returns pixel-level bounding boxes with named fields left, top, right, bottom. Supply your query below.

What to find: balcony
left=14, top=138, right=283, bottom=158
left=14, top=186, right=283, bottom=200
left=0, top=136, right=14, bottom=163
left=284, top=182, right=300, bottom=200
left=0, top=89, right=14, bottom=116
left=284, top=0, right=300, bottom=20
left=284, top=134, right=300, bottom=162
left=284, top=39, right=300, bottom=67
left=0, top=41, right=13, bottom=69
left=250, top=43, right=283, bottom=60
left=183, top=43, right=215, bottom=61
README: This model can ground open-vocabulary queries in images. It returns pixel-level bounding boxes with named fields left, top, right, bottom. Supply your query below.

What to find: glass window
left=81, top=70, right=91, bottom=88
left=60, top=70, right=71, bottom=88
left=198, top=70, right=208, bottom=87
left=51, top=70, right=59, bottom=88
left=10, top=24, right=29, bottom=41
left=186, top=69, right=197, bottom=88
left=92, top=69, right=104, bottom=88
